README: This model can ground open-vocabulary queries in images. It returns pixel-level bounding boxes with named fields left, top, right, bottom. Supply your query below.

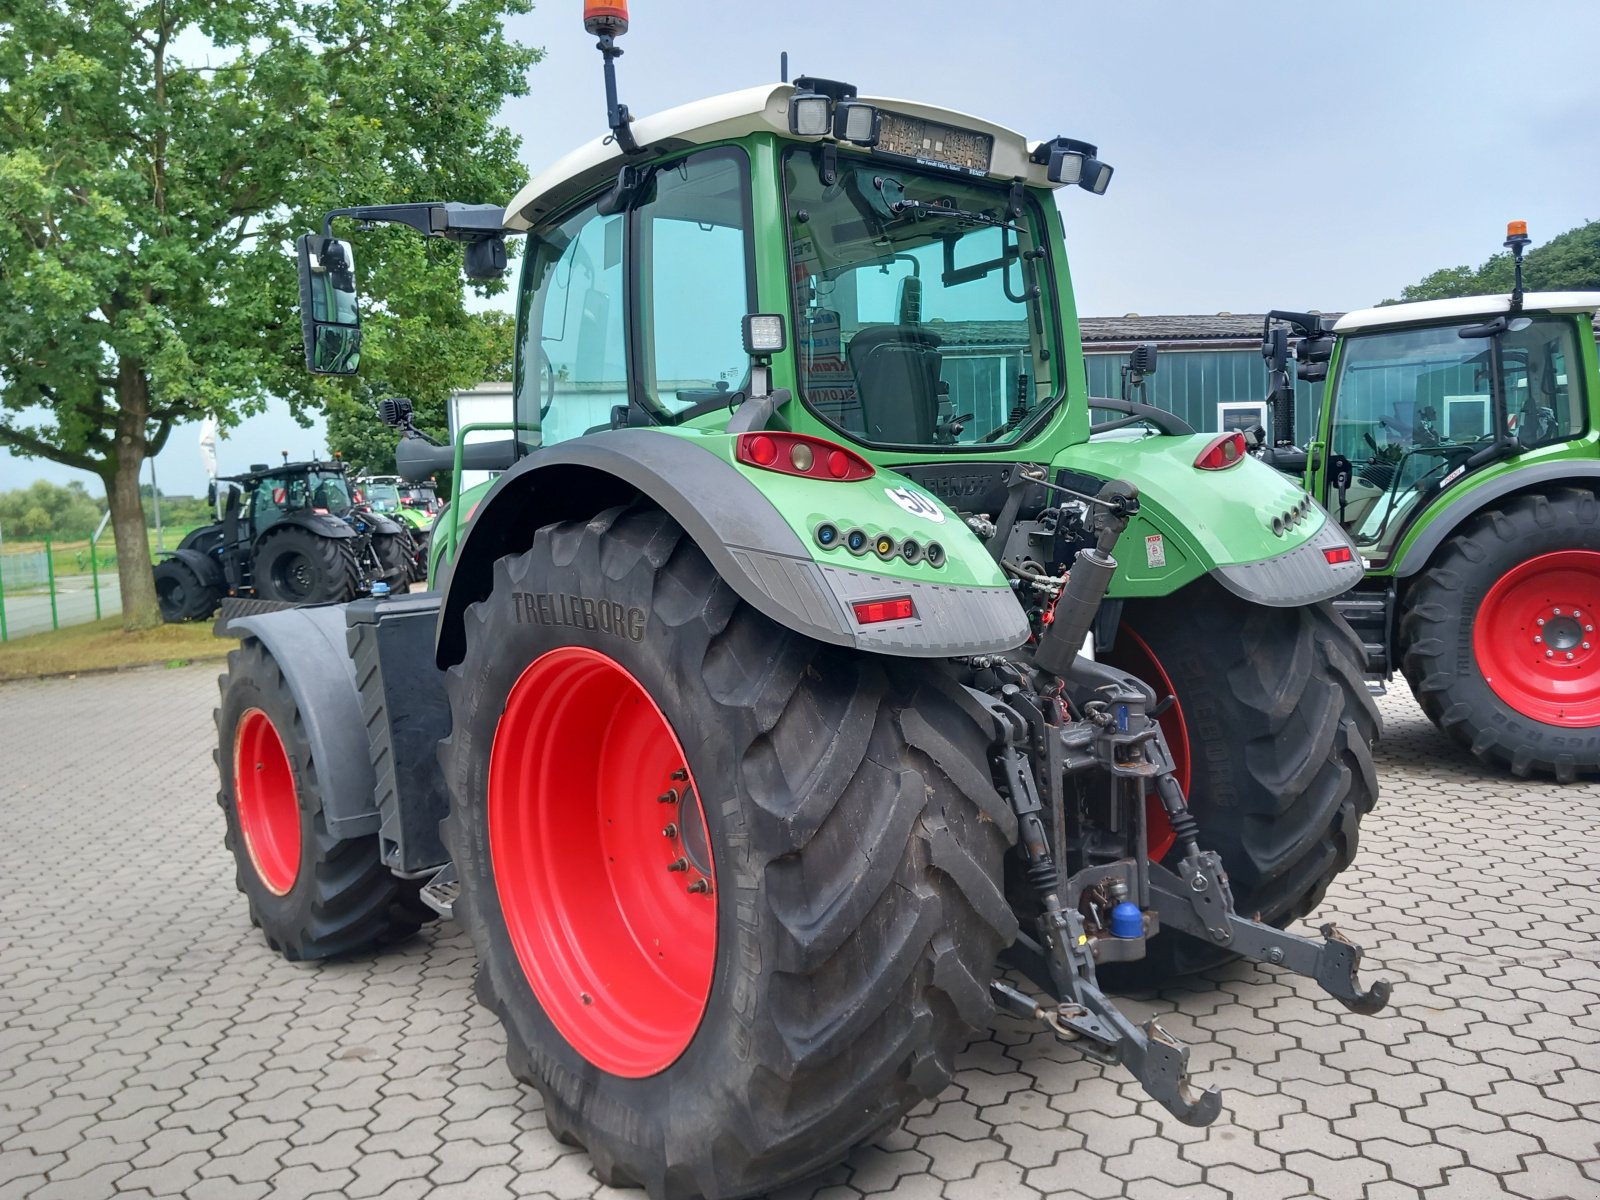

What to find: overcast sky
left=8, top=0, right=1600, bottom=498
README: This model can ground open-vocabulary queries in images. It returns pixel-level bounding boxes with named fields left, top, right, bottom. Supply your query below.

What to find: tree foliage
left=1387, top=219, right=1600, bottom=303
left=0, top=480, right=104, bottom=538
left=326, top=309, right=516, bottom=477
left=0, top=0, right=537, bottom=625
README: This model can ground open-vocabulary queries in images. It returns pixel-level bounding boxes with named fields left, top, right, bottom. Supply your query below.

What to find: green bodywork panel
left=429, top=479, right=494, bottom=579
left=1053, top=435, right=1321, bottom=597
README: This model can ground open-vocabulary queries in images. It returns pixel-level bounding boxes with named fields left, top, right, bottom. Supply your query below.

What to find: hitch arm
left=1148, top=860, right=1392, bottom=1014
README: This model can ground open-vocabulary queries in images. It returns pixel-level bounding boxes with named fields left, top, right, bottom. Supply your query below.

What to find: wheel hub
left=489, top=647, right=717, bottom=1078
left=233, top=708, right=302, bottom=895
left=1474, top=550, right=1600, bottom=727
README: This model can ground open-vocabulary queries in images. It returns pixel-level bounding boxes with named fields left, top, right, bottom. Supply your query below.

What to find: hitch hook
left=1317, top=923, right=1392, bottom=1015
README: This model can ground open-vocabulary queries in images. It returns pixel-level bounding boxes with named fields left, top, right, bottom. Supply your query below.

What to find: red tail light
left=1194, top=431, right=1247, bottom=470
left=1324, top=546, right=1354, bottom=565
left=853, top=597, right=916, bottom=624
left=735, top=433, right=875, bottom=481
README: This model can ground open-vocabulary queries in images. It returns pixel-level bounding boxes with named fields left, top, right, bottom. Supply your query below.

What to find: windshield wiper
left=887, top=195, right=1021, bottom=231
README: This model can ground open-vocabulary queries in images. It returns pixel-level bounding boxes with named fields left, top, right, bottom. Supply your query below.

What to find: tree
left=0, top=0, right=537, bottom=627
left=0, top=479, right=105, bottom=539
left=326, top=309, right=516, bottom=477
left=1387, top=219, right=1600, bottom=303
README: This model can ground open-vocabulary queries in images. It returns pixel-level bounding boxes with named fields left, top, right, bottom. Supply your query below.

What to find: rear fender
left=169, top=546, right=224, bottom=589
left=434, top=429, right=1029, bottom=669
left=272, top=511, right=357, bottom=540
left=220, top=605, right=378, bottom=839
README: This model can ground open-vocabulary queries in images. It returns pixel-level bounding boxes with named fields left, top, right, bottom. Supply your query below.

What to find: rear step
left=1332, top=591, right=1393, bottom=681
left=420, top=863, right=459, bottom=919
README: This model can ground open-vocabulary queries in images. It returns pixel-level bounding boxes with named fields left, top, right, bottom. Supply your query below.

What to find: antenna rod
left=596, top=33, right=641, bottom=154
left=781, top=51, right=789, bottom=82
left=1504, top=220, right=1531, bottom=314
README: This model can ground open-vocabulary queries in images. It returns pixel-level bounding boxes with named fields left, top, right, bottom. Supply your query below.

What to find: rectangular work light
left=833, top=100, right=880, bottom=146
left=788, top=94, right=833, bottom=137
left=742, top=314, right=787, bottom=356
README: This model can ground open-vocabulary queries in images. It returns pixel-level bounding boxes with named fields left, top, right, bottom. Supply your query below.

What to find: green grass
left=0, top=617, right=235, bottom=682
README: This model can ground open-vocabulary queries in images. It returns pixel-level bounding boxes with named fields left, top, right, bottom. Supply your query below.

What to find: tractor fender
left=1394, top=461, right=1600, bottom=576
left=354, top=511, right=405, bottom=537
left=221, top=604, right=379, bottom=839
left=167, top=546, right=225, bottom=589
left=433, top=428, right=1029, bottom=669
left=268, top=511, right=357, bottom=541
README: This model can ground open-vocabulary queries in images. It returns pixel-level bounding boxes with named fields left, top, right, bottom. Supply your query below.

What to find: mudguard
left=1393, top=461, right=1600, bottom=576
left=165, top=546, right=225, bottom=590
left=220, top=604, right=379, bottom=839
left=434, top=428, right=1030, bottom=669
left=272, top=511, right=357, bottom=540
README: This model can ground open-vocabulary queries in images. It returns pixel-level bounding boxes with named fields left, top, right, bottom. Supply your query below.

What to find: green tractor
left=356, top=473, right=436, bottom=581
left=214, top=10, right=1388, bottom=1197
left=1258, top=224, right=1599, bottom=780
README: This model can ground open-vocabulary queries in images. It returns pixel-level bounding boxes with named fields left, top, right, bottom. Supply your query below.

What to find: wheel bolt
left=668, top=858, right=688, bottom=872
left=1566, top=652, right=1575, bottom=660
left=657, top=788, right=678, bottom=804
left=1534, top=636, right=1542, bottom=643
left=1586, top=643, right=1593, bottom=651
left=670, top=767, right=689, bottom=781
left=1547, top=650, right=1554, bottom=658
left=1554, top=608, right=1564, bottom=616
left=662, top=823, right=678, bottom=839
left=686, top=879, right=710, bottom=894
left=1537, top=618, right=1546, bottom=627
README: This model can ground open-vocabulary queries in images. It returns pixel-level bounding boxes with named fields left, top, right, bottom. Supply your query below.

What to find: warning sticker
left=1145, top=534, right=1167, bottom=568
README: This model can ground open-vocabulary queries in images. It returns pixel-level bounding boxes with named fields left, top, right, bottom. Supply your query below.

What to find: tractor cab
left=227, top=461, right=358, bottom=535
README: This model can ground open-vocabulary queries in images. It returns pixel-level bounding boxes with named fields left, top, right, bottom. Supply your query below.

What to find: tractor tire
left=1400, top=488, right=1600, bottom=782
left=153, top=557, right=221, bottom=622
left=438, top=505, right=1016, bottom=1200
left=409, top=530, right=431, bottom=584
left=371, top=527, right=416, bottom=594
left=215, top=637, right=435, bottom=960
left=254, top=525, right=361, bottom=605
left=1103, top=578, right=1380, bottom=985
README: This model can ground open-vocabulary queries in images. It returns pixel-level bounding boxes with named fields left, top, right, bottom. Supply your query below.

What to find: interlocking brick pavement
left=1, top=664, right=1597, bottom=1199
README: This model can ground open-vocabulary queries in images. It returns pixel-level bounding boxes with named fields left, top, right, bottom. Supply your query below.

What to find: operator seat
left=846, top=324, right=944, bottom=444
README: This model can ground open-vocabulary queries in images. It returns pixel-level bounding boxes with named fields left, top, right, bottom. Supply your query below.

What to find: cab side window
left=520, top=202, right=628, bottom=445
left=637, top=150, right=753, bottom=414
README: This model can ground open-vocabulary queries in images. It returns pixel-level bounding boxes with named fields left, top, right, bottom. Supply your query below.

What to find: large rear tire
left=215, top=638, right=434, bottom=960
left=1104, top=578, right=1380, bottom=984
left=439, top=505, right=1016, bottom=1200
left=1400, top=488, right=1600, bottom=782
left=253, top=525, right=362, bottom=605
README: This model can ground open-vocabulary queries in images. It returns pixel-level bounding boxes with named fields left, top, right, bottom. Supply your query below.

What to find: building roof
left=1080, top=313, right=1337, bottom=345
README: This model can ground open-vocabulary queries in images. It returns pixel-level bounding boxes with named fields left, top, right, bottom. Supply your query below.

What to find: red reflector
left=1324, top=546, right=1354, bottom=565
left=735, top=432, right=874, bottom=481
left=1194, top=431, right=1248, bottom=470
left=852, top=597, right=916, bottom=624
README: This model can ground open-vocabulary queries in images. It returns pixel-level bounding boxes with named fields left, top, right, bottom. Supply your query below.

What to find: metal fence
left=0, top=537, right=120, bottom=641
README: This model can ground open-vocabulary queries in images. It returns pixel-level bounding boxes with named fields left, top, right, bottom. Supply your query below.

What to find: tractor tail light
left=1194, top=431, right=1248, bottom=470
left=735, top=433, right=874, bottom=481
left=1324, top=546, right=1354, bottom=565
left=853, top=597, right=916, bottom=625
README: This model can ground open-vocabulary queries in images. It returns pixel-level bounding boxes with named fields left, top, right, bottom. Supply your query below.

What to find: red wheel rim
left=1473, top=550, right=1600, bottom=727
left=1104, top=627, right=1190, bottom=861
left=233, top=709, right=302, bottom=895
left=489, top=647, right=717, bottom=1077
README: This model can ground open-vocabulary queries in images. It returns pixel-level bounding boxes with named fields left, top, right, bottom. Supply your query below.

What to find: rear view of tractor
left=1259, top=224, right=1600, bottom=780
left=153, top=458, right=417, bottom=621
left=355, top=474, right=434, bottom=582
left=209, top=8, right=1388, bottom=1197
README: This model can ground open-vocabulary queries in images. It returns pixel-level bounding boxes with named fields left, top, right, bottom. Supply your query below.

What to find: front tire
left=1105, top=578, right=1380, bottom=983
left=371, top=527, right=417, bottom=593
left=215, top=638, right=434, bottom=960
left=439, top=505, right=1016, bottom=1200
left=154, top=558, right=220, bottom=622
left=1400, top=488, right=1600, bottom=782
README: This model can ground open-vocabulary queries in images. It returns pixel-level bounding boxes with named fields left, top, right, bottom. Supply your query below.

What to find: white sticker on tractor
left=884, top=485, right=946, bottom=524
left=1145, top=534, right=1166, bottom=568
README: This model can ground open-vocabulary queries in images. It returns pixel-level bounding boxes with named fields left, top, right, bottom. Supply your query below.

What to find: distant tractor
left=210, top=9, right=1391, bottom=1198
left=152, top=459, right=417, bottom=622
left=1259, top=224, right=1600, bottom=780
left=356, top=474, right=436, bottom=581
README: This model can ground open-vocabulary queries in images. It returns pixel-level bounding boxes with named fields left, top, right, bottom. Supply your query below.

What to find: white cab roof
left=503, top=83, right=1061, bottom=231
left=1334, top=292, right=1600, bottom=334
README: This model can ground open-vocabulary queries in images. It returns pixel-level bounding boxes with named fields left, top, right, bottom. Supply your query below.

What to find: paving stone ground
left=1, top=663, right=1597, bottom=1200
